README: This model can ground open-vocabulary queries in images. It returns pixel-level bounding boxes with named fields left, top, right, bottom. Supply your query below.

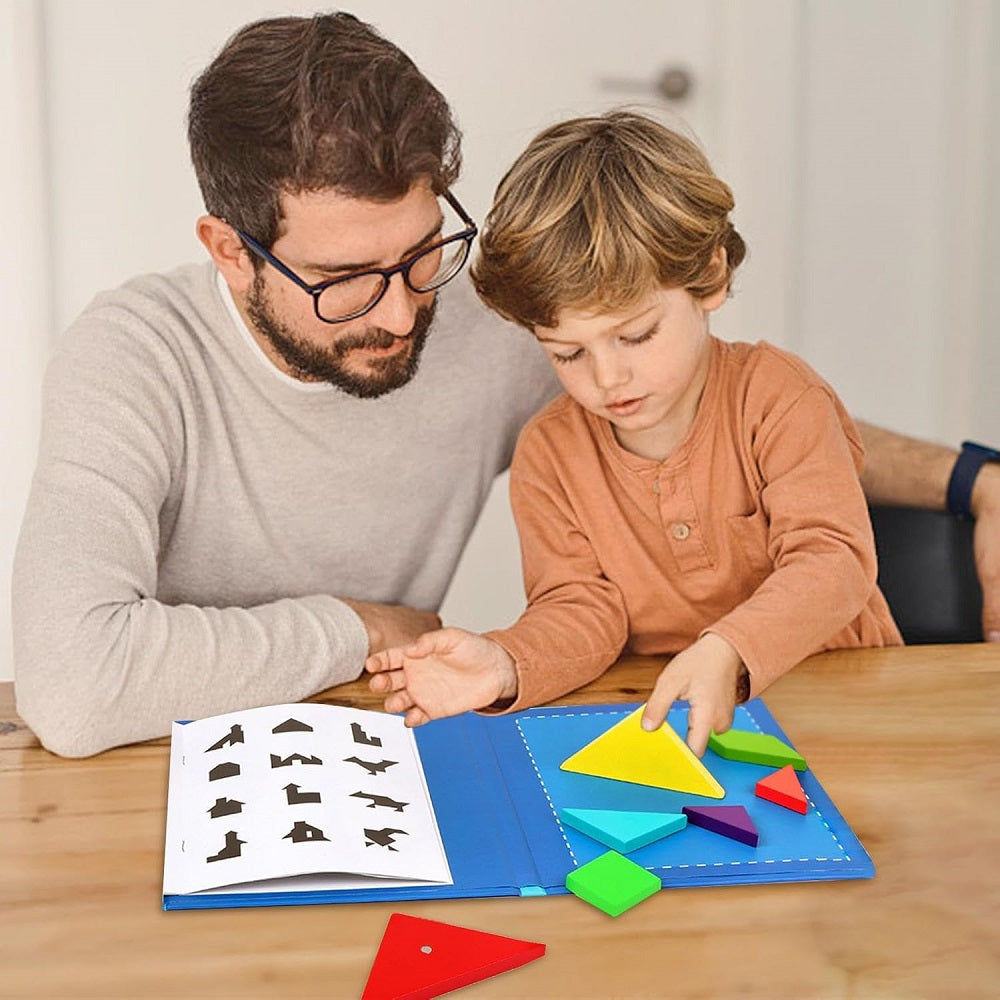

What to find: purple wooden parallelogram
left=682, top=805, right=759, bottom=847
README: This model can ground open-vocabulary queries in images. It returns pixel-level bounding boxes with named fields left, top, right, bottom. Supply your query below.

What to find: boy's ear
left=701, top=246, right=729, bottom=312
left=196, top=215, right=255, bottom=294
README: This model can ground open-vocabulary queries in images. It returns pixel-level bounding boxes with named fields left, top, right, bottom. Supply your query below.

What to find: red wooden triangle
left=361, top=912, right=545, bottom=999
left=755, top=765, right=809, bottom=814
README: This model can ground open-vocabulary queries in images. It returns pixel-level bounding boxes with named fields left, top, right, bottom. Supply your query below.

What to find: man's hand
left=971, top=463, right=1000, bottom=641
left=365, top=627, right=518, bottom=727
left=640, top=633, right=746, bottom=756
left=341, top=599, right=441, bottom=657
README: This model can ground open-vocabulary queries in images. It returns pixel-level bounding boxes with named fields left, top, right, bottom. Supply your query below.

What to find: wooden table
left=2, top=645, right=998, bottom=999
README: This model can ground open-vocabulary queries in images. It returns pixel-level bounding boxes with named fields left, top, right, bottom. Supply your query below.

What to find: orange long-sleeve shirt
left=486, top=337, right=902, bottom=710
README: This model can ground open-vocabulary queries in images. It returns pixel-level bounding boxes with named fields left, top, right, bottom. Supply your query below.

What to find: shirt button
left=672, top=522, right=691, bottom=541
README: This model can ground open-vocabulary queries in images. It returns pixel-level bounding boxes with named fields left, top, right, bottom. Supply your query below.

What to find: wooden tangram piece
left=559, top=807, right=688, bottom=853
left=361, top=913, right=545, bottom=999
left=682, top=805, right=759, bottom=847
left=565, top=850, right=662, bottom=917
left=560, top=707, right=724, bottom=798
left=756, top=765, right=809, bottom=814
left=707, top=728, right=807, bottom=771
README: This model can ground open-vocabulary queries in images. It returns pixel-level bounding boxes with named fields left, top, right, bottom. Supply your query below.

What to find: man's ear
left=196, top=215, right=254, bottom=294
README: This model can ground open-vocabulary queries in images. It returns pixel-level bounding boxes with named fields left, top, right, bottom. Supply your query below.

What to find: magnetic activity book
left=162, top=699, right=873, bottom=910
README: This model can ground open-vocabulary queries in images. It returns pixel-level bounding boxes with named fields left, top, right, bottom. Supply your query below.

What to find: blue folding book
left=162, top=699, right=873, bottom=911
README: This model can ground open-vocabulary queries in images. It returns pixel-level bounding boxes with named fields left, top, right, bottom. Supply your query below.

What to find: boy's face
left=534, top=284, right=726, bottom=459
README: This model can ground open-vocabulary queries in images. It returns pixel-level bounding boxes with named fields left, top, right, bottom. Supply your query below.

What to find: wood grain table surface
left=1, top=644, right=998, bottom=999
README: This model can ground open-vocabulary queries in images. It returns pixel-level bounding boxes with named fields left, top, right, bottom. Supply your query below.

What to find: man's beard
left=246, top=272, right=436, bottom=398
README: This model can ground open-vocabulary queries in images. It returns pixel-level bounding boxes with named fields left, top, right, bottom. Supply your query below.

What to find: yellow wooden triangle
left=560, top=708, right=724, bottom=798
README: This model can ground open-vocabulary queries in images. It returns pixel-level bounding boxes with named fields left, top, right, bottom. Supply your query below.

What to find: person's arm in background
left=857, top=420, right=1000, bottom=641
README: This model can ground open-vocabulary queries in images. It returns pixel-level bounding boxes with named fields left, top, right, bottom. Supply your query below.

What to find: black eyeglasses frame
left=234, top=190, right=478, bottom=324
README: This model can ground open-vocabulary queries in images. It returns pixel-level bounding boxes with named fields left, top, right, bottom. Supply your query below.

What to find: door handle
left=598, top=65, right=694, bottom=102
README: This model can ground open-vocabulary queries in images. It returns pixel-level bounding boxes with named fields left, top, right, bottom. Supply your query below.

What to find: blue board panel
left=510, top=701, right=873, bottom=887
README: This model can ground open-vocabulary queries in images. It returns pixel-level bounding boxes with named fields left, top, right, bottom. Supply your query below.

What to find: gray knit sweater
left=13, top=263, right=557, bottom=756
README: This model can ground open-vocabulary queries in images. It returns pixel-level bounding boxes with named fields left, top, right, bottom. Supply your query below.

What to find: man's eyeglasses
left=235, top=191, right=477, bottom=324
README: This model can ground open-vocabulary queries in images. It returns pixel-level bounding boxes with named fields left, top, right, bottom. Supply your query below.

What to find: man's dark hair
left=188, top=12, right=461, bottom=247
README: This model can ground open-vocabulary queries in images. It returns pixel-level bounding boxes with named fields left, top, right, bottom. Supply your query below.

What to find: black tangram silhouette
left=343, top=756, right=398, bottom=776
left=208, top=761, right=241, bottom=781
left=283, top=821, right=330, bottom=843
left=350, top=791, right=408, bottom=812
left=270, top=752, right=323, bottom=768
left=208, top=797, right=244, bottom=818
left=206, top=724, right=244, bottom=752
left=350, top=722, right=382, bottom=747
left=272, top=718, right=314, bottom=734
left=284, top=783, right=322, bottom=805
left=207, top=830, right=245, bottom=863
left=364, top=827, right=408, bottom=851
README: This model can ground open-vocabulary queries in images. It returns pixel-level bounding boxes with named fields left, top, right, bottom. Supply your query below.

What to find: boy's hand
left=365, top=628, right=518, bottom=727
left=640, top=633, right=747, bottom=756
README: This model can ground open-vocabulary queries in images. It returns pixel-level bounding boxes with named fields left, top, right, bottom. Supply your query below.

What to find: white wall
left=794, top=1, right=999, bottom=441
left=2, top=1, right=48, bottom=685
left=2, top=1, right=998, bottom=680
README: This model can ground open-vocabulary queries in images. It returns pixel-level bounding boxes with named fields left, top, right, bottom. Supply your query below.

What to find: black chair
left=868, top=505, right=983, bottom=644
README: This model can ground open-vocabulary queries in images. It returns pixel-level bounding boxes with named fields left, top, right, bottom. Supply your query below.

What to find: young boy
left=366, top=111, right=902, bottom=755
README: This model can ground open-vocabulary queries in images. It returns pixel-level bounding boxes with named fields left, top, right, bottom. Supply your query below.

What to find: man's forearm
left=856, top=420, right=957, bottom=510
left=856, top=420, right=1000, bottom=641
left=13, top=589, right=369, bottom=757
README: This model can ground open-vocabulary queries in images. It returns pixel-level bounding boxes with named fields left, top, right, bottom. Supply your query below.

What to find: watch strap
left=946, top=440, right=1000, bottom=519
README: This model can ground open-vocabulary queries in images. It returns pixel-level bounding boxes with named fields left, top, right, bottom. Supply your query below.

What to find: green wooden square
left=565, top=850, right=661, bottom=917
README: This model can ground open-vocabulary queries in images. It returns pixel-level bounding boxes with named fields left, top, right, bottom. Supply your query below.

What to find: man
left=12, top=12, right=999, bottom=758
left=12, top=13, right=557, bottom=757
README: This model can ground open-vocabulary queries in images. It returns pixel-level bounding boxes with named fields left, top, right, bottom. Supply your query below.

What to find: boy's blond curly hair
left=471, top=111, right=745, bottom=329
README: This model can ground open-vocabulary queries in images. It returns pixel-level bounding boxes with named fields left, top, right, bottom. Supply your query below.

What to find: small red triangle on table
left=361, top=912, right=546, bottom=999
left=755, top=764, right=809, bottom=814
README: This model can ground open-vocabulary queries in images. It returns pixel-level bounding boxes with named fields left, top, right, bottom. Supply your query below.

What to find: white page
left=163, top=704, right=452, bottom=896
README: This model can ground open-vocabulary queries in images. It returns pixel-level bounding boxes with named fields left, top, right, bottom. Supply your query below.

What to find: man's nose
left=369, top=272, right=422, bottom=337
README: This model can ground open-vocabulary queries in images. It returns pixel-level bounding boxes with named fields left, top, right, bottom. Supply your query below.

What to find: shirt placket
left=654, top=467, right=712, bottom=572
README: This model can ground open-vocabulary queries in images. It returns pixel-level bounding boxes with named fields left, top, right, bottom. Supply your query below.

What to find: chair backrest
left=868, top=505, right=983, bottom=644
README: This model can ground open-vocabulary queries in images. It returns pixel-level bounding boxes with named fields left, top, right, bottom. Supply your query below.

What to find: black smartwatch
left=946, top=440, right=1000, bottom=519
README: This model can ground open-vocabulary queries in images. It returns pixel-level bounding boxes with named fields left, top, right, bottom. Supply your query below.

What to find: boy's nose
left=592, top=352, right=630, bottom=391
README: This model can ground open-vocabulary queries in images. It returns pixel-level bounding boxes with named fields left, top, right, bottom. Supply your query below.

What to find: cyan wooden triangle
left=559, top=807, right=688, bottom=853
left=560, top=708, right=724, bottom=798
